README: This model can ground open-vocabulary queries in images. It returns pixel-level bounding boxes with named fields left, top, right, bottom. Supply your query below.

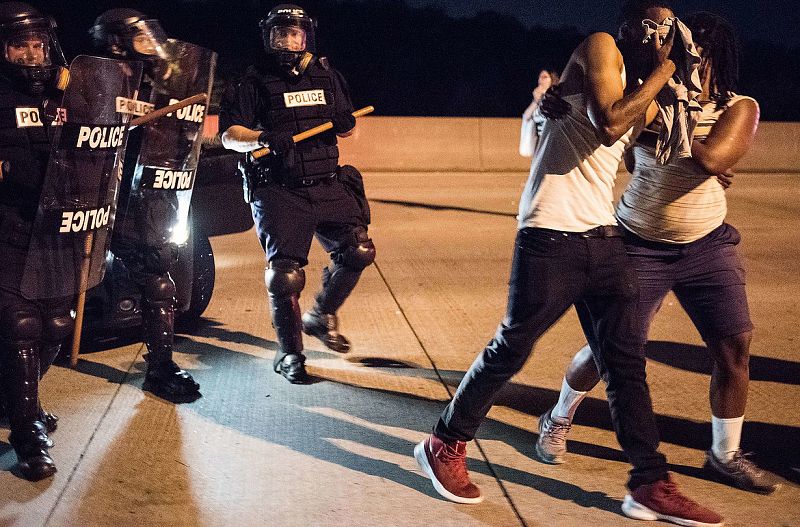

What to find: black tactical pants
left=250, top=172, right=371, bottom=365
left=0, top=239, right=73, bottom=431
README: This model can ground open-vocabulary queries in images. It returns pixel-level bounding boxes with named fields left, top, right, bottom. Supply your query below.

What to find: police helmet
left=89, top=8, right=168, bottom=62
left=259, top=4, right=316, bottom=68
left=0, top=2, right=66, bottom=94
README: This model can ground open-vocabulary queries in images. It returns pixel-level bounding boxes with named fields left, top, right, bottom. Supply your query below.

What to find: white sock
left=552, top=377, right=587, bottom=421
left=711, top=415, right=744, bottom=462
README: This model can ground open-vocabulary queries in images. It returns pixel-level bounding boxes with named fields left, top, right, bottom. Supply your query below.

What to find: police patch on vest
left=37, top=205, right=113, bottom=234
left=58, top=122, right=126, bottom=150
left=284, top=90, right=327, bottom=108
left=116, top=96, right=154, bottom=116
left=138, top=166, right=196, bottom=191
left=166, top=99, right=206, bottom=123
left=15, top=107, right=44, bottom=128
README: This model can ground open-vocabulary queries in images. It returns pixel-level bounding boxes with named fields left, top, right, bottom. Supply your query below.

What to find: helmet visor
left=5, top=30, right=51, bottom=67
left=129, top=19, right=169, bottom=58
left=269, top=25, right=307, bottom=52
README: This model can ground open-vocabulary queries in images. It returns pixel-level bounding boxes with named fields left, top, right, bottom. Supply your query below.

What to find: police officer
left=0, top=1, right=70, bottom=480
left=220, top=4, right=375, bottom=383
left=90, top=9, right=200, bottom=399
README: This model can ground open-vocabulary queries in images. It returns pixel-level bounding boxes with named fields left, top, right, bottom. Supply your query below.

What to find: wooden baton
left=251, top=105, right=374, bottom=160
left=130, top=93, right=208, bottom=127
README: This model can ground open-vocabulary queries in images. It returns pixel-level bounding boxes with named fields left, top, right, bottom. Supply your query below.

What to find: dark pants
left=251, top=174, right=366, bottom=264
left=434, top=227, right=668, bottom=489
left=622, top=223, right=753, bottom=345
left=251, top=173, right=370, bottom=364
left=0, top=240, right=73, bottom=431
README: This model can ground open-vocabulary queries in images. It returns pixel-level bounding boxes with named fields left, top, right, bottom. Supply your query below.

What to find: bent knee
left=710, top=331, right=752, bottom=370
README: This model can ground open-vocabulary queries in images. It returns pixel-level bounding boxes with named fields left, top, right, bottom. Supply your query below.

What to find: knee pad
left=265, top=259, right=305, bottom=297
left=333, top=236, right=376, bottom=271
left=42, top=313, right=75, bottom=343
left=143, top=274, right=177, bottom=303
left=0, top=305, right=42, bottom=342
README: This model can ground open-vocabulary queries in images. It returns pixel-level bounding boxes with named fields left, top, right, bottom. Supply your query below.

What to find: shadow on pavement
left=645, top=340, right=800, bottom=385
left=371, top=198, right=517, bottom=218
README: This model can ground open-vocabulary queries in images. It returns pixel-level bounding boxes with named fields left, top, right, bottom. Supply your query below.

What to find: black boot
left=141, top=288, right=200, bottom=400
left=144, top=358, right=201, bottom=399
left=270, top=293, right=309, bottom=383
left=266, top=260, right=309, bottom=383
left=302, top=309, right=351, bottom=353
left=276, top=353, right=308, bottom=384
left=2, top=339, right=56, bottom=480
left=9, top=421, right=56, bottom=481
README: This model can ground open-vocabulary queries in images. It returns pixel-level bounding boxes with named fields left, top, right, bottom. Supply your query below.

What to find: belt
left=290, top=172, right=337, bottom=188
left=578, top=225, right=623, bottom=238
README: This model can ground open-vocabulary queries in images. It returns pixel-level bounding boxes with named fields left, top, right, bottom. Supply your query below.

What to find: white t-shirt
left=518, top=74, right=633, bottom=232
left=616, top=94, right=756, bottom=243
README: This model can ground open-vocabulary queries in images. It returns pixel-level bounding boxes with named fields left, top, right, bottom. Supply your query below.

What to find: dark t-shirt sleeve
left=331, top=67, right=355, bottom=116
left=218, top=78, right=259, bottom=133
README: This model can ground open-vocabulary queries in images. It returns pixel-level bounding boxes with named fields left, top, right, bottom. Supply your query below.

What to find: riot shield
left=123, top=40, right=217, bottom=248
left=20, top=55, right=143, bottom=300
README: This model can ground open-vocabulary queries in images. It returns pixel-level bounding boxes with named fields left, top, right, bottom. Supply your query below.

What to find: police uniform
left=220, top=27, right=375, bottom=382
left=0, top=2, right=72, bottom=481
left=90, top=8, right=200, bottom=398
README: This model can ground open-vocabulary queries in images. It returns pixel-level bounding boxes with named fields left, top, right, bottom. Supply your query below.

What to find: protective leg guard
left=1, top=308, right=43, bottom=430
left=140, top=274, right=200, bottom=399
left=39, top=308, right=74, bottom=376
left=314, top=235, right=375, bottom=315
left=265, top=259, right=308, bottom=383
left=0, top=320, right=55, bottom=480
left=305, top=234, right=375, bottom=352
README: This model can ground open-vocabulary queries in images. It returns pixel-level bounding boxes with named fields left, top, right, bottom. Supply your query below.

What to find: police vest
left=253, top=60, right=342, bottom=182
left=0, top=82, right=55, bottom=211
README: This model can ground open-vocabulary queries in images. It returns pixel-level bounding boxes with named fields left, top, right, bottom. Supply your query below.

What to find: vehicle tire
left=176, top=230, right=215, bottom=332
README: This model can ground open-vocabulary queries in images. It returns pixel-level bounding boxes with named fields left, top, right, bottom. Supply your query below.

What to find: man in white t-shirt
left=414, top=1, right=724, bottom=525
left=536, top=11, right=779, bottom=497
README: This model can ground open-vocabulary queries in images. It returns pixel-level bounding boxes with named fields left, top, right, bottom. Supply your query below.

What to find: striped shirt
left=616, top=94, right=756, bottom=243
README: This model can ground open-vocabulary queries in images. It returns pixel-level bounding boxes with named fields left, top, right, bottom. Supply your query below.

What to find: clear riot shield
left=125, top=40, right=217, bottom=248
left=20, top=55, right=143, bottom=300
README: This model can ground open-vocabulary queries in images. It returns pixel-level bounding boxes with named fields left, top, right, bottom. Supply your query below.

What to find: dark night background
left=23, top=0, right=800, bottom=120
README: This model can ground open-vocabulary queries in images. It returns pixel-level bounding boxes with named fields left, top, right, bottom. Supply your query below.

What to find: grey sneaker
left=535, top=407, right=571, bottom=464
left=704, top=449, right=781, bottom=495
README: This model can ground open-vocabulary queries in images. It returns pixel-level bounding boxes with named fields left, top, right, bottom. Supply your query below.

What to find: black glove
left=539, top=85, right=571, bottom=121
left=258, top=131, right=295, bottom=155
left=331, top=112, right=356, bottom=134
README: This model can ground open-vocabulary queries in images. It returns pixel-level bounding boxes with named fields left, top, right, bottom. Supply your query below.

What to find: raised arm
left=692, top=99, right=760, bottom=175
left=582, top=32, right=675, bottom=146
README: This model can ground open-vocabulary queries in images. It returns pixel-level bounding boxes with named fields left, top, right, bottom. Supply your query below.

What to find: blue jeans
left=434, top=227, right=669, bottom=489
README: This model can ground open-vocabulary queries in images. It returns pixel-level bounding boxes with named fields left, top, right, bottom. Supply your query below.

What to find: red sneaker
left=622, top=475, right=724, bottom=527
left=414, top=434, right=483, bottom=504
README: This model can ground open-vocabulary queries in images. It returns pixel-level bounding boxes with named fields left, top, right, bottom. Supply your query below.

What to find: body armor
left=249, top=59, right=341, bottom=184
left=0, top=83, right=55, bottom=212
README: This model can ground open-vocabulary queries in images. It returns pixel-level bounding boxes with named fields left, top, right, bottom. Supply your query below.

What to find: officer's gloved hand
left=331, top=112, right=356, bottom=134
left=259, top=131, right=295, bottom=155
